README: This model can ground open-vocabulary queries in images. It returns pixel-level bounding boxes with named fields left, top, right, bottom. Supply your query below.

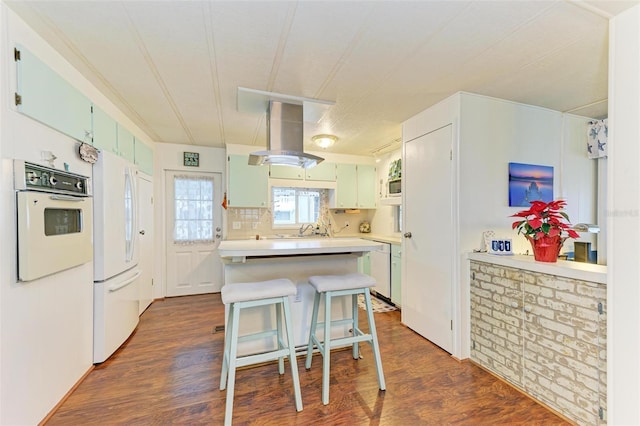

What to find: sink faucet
left=299, top=223, right=314, bottom=236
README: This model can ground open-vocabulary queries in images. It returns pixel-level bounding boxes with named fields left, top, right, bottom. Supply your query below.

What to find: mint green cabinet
left=305, top=162, right=336, bottom=181
left=358, top=252, right=372, bottom=275
left=92, top=105, right=118, bottom=154
left=15, top=45, right=92, bottom=143
left=336, top=163, right=376, bottom=208
left=336, top=164, right=358, bottom=208
left=270, top=165, right=303, bottom=180
left=134, top=139, right=153, bottom=176
left=391, top=244, right=402, bottom=306
left=356, top=164, right=377, bottom=208
left=228, top=155, right=269, bottom=207
left=117, top=124, right=135, bottom=162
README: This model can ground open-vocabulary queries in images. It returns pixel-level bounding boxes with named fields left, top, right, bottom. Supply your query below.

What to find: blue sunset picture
left=508, top=162, right=554, bottom=207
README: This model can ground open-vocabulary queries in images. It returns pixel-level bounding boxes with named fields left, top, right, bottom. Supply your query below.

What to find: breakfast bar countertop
left=218, top=238, right=384, bottom=260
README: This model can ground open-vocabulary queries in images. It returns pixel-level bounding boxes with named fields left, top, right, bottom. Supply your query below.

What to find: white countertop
left=359, top=234, right=402, bottom=245
left=467, top=252, right=607, bottom=284
left=218, top=238, right=384, bottom=259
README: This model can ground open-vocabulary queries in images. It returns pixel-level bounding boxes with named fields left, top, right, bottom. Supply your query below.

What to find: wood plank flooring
left=46, top=294, right=569, bottom=425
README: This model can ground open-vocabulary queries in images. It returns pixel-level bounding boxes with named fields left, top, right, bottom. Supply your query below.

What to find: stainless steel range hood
left=248, top=100, right=324, bottom=168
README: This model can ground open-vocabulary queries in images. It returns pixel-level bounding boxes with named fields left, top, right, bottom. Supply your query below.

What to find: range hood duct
left=248, top=100, right=324, bottom=168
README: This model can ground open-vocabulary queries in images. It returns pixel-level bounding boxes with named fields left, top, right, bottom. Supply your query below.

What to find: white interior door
left=138, top=174, right=154, bottom=314
left=165, top=170, right=223, bottom=297
left=402, top=125, right=454, bottom=353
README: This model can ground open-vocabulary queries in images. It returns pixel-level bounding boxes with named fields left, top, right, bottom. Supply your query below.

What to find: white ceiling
left=6, top=0, right=638, bottom=156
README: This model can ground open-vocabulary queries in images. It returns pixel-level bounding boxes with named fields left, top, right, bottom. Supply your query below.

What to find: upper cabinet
left=270, top=165, right=304, bottom=180
left=335, top=163, right=376, bottom=209
left=117, top=124, right=135, bottom=163
left=270, top=162, right=336, bottom=182
left=15, top=45, right=92, bottom=143
left=92, top=105, right=118, bottom=154
left=228, top=155, right=269, bottom=207
left=134, top=138, right=153, bottom=176
left=305, top=162, right=336, bottom=181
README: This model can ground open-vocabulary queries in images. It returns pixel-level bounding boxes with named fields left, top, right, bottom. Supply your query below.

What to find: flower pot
left=526, top=235, right=563, bottom=263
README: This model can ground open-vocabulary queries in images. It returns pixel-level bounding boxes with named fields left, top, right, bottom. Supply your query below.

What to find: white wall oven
left=14, top=160, right=93, bottom=281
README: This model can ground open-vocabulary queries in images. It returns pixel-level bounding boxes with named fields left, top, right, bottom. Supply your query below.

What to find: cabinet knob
left=403, top=232, right=412, bottom=238
left=510, top=302, right=518, bottom=308
left=524, top=306, right=532, bottom=313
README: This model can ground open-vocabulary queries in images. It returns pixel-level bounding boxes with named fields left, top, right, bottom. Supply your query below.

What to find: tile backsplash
left=225, top=207, right=374, bottom=240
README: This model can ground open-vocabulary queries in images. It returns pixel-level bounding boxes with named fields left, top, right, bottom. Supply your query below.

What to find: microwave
left=388, top=179, right=401, bottom=196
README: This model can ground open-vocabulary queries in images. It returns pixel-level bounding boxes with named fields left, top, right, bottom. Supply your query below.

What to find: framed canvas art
left=508, top=162, right=553, bottom=207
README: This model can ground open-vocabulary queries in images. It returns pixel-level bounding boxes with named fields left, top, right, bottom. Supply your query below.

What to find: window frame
left=271, top=186, right=322, bottom=229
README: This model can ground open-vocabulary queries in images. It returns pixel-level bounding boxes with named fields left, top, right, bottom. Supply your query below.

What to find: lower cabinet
left=470, top=261, right=607, bottom=425
left=391, top=244, right=401, bottom=306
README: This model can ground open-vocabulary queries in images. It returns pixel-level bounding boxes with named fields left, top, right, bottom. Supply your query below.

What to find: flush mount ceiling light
left=312, top=134, right=338, bottom=149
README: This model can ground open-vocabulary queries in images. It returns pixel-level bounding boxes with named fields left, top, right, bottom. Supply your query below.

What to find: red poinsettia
left=511, top=199, right=580, bottom=240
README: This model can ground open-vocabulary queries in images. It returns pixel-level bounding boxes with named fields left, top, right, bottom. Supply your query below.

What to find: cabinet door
left=270, top=165, right=303, bottom=180
left=16, top=45, right=92, bottom=143
left=336, top=163, right=358, bottom=208
left=92, top=105, right=118, bottom=154
left=134, top=138, right=154, bottom=176
left=357, top=164, right=377, bottom=208
left=305, top=162, right=336, bottom=181
left=469, top=261, right=524, bottom=387
left=391, top=244, right=401, bottom=306
left=228, top=155, right=269, bottom=207
left=358, top=252, right=371, bottom=275
left=117, top=124, right=135, bottom=162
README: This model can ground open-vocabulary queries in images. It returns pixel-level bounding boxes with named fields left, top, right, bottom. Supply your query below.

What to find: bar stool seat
left=305, top=273, right=386, bottom=405
left=220, top=278, right=303, bottom=425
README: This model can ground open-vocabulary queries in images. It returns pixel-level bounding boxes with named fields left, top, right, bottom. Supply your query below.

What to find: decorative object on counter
left=508, top=162, right=553, bottom=207
left=359, top=221, right=371, bottom=233
left=511, top=199, right=580, bottom=263
left=488, top=238, right=512, bottom=256
left=587, top=119, right=608, bottom=159
left=480, top=230, right=495, bottom=252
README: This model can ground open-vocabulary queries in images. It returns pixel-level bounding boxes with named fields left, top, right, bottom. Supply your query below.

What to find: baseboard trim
left=38, top=364, right=95, bottom=426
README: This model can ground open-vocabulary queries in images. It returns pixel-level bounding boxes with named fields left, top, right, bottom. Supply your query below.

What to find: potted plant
left=511, top=199, right=580, bottom=262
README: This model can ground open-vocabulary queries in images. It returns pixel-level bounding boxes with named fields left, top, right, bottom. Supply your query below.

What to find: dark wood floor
left=46, top=294, right=569, bottom=425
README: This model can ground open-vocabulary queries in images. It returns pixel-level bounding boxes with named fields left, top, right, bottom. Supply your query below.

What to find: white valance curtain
left=173, top=174, right=214, bottom=245
left=587, top=119, right=608, bottom=159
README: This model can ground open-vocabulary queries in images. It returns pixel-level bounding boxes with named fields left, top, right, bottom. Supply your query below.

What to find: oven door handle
left=49, top=194, right=86, bottom=202
left=108, top=270, right=142, bottom=292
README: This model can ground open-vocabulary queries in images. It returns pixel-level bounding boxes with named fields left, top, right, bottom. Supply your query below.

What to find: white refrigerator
left=93, top=150, right=141, bottom=363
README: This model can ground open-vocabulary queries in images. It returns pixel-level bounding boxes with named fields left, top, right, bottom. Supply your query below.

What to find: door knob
left=403, top=232, right=412, bottom=238
left=139, top=230, right=145, bottom=235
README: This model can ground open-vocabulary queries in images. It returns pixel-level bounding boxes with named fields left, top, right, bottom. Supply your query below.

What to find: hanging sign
left=183, top=152, right=199, bottom=167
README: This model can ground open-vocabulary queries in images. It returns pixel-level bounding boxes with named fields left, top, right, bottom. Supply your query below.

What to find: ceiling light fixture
left=312, top=134, right=338, bottom=149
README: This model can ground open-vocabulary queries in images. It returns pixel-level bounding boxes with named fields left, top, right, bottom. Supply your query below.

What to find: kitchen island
left=218, top=238, right=384, bottom=355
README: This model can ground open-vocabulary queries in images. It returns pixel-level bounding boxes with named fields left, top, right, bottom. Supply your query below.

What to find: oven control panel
left=15, top=160, right=91, bottom=196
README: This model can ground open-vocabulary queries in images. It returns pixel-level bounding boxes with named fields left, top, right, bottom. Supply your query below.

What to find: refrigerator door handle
left=108, top=270, right=142, bottom=292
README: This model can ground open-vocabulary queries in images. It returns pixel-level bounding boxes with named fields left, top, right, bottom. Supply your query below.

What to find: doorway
left=165, top=170, right=223, bottom=296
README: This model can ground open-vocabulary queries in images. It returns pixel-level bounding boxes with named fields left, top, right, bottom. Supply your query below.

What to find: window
left=173, top=175, right=214, bottom=243
left=272, top=187, right=321, bottom=226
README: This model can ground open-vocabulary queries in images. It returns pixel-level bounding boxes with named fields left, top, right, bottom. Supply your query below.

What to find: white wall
left=0, top=4, right=157, bottom=424
left=607, top=6, right=640, bottom=424
left=458, top=94, right=597, bottom=256
left=402, top=92, right=597, bottom=361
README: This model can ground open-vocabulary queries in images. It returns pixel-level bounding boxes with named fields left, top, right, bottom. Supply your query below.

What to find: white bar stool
left=219, top=278, right=303, bottom=425
left=304, top=273, right=386, bottom=405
